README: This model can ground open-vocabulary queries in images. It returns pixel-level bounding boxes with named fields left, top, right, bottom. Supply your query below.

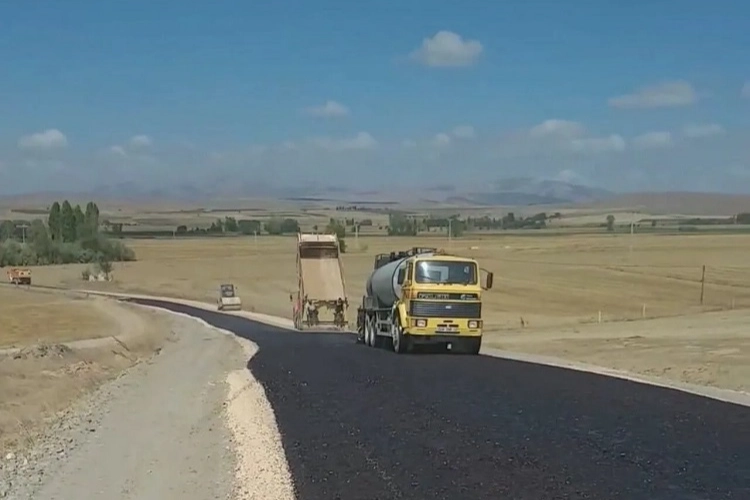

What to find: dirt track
left=0, top=312, right=293, bottom=500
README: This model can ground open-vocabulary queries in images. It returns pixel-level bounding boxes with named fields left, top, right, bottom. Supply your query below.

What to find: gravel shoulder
left=1, top=311, right=293, bottom=500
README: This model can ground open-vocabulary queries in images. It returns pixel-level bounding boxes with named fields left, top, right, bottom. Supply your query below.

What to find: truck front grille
left=409, top=300, right=481, bottom=319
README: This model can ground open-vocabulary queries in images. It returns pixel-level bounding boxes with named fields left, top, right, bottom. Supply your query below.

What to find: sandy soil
left=0, top=287, right=116, bottom=348
left=1, top=310, right=295, bottom=500
left=485, top=309, right=750, bottom=393
left=0, top=295, right=171, bottom=454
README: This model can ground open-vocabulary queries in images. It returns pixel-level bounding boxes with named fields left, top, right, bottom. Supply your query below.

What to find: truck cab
left=359, top=247, right=493, bottom=355
left=395, top=253, right=492, bottom=353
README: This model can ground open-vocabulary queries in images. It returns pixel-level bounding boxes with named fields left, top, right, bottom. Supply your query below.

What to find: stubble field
left=0, top=287, right=172, bottom=452
left=21, top=231, right=750, bottom=392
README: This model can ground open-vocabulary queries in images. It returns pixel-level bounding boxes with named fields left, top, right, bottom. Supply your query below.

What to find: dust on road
left=1, top=313, right=294, bottom=500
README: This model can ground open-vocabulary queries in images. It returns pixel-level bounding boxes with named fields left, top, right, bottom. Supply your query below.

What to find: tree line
left=385, top=212, right=552, bottom=237
left=0, top=200, right=135, bottom=267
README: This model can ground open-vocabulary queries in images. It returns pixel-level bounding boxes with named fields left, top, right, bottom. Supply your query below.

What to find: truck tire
left=462, top=337, right=482, bottom=355
left=391, top=316, right=411, bottom=354
left=364, top=318, right=374, bottom=347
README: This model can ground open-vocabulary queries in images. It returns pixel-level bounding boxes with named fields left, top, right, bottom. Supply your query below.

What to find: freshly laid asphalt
left=132, top=299, right=750, bottom=500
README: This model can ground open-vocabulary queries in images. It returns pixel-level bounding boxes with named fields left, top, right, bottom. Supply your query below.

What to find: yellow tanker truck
left=356, top=247, right=493, bottom=355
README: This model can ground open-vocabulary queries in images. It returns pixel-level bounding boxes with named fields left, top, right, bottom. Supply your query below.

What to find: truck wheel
left=364, top=318, right=373, bottom=347
left=462, top=337, right=482, bottom=355
left=391, top=317, right=411, bottom=354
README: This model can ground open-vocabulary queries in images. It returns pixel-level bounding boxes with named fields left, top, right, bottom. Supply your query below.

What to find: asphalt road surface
left=133, top=299, right=750, bottom=500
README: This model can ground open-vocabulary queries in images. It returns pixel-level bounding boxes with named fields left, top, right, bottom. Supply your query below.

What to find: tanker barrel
left=365, top=257, right=408, bottom=308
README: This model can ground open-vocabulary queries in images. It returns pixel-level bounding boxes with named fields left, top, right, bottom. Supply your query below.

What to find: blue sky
left=1, top=0, right=749, bottom=195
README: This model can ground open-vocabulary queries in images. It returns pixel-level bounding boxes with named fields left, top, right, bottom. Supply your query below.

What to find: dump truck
left=217, top=283, right=242, bottom=311
left=7, top=267, right=32, bottom=285
left=291, top=232, right=349, bottom=330
left=356, top=247, right=493, bottom=354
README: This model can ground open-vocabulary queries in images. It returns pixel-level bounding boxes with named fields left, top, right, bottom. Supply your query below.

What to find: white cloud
left=310, top=132, right=377, bottom=151
left=17, top=128, right=68, bottom=151
left=129, top=134, right=153, bottom=148
left=742, top=82, right=750, bottom=99
left=632, top=131, right=673, bottom=149
left=608, top=81, right=698, bottom=109
left=682, top=123, right=725, bottom=138
left=451, top=125, right=475, bottom=139
left=109, top=145, right=127, bottom=156
left=432, top=133, right=451, bottom=146
left=529, top=119, right=585, bottom=139
left=410, top=31, right=483, bottom=67
left=304, top=100, right=350, bottom=118
left=570, top=134, right=626, bottom=154
left=401, top=139, right=417, bottom=148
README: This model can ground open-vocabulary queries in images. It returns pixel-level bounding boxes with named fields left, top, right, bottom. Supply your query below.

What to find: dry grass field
left=18, top=231, right=750, bottom=391
left=0, top=288, right=116, bottom=348
left=0, top=289, right=172, bottom=452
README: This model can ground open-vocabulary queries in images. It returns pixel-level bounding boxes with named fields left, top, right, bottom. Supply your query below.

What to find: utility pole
left=448, top=219, right=452, bottom=244
left=629, top=220, right=634, bottom=256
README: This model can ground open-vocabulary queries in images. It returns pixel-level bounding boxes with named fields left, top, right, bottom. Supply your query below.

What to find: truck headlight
left=468, top=320, right=479, bottom=329
left=415, top=319, right=427, bottom=327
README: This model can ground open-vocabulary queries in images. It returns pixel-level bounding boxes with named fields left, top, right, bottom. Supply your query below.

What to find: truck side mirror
left=481, top=269, right=494, bottom=290
left=397, top=267, right=406, bottom=285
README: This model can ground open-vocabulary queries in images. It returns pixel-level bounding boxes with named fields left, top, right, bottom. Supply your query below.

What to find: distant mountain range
left=1, top=177, right=613, bottom=207
left=3, top=178, right=750, bottom=215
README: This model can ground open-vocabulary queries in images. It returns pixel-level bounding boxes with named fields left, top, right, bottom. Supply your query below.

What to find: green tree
left=28, top=219, right=53, bottom=264
left=264, top=217, right=283, bottom=235
left=448, top=217, right=465, bottom=238
left=387, top=213, right=418, bottom=236
left=606, top=214, right=616, bottom=232
left=83, top=201, right=100, bottom=238
left=96, top=255, right=114, bottom=280
left=0, top=220, right=15, bottom=241
left=224, top=216, right=238, bottom=232
left=61, top=200, right=77, bottom=242
left=237, top=219, right=261, bottom=235
left=280, top=218, right=300, bottom=233
left=73, top=204, right=85, bottom=238
left=48, top=202, right=62, bottom=241
left=326, top=219, right=347, bottom=253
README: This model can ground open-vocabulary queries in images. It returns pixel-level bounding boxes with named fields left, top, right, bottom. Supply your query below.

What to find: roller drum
left=366, top=257, right=408, bottom=307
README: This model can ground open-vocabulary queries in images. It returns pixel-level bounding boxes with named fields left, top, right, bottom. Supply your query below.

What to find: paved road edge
left=47, top=288, right=750, bottom=408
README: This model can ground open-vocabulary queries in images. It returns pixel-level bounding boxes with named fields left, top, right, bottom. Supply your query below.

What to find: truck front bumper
left=405, top=318, right=482, bottom=339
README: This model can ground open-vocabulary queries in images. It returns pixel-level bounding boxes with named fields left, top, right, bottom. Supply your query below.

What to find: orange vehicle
left=7, top=267, right=32, bottom=285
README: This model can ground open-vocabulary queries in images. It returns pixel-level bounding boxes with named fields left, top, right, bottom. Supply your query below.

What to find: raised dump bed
left=292, top=233, right=349, bottom=330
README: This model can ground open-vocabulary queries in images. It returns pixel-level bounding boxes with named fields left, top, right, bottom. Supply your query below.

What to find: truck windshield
left=414, top=260, right=477, bottom=285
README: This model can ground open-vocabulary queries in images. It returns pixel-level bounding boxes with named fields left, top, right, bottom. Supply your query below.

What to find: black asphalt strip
left=131, top=299, right=750, bottom=500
